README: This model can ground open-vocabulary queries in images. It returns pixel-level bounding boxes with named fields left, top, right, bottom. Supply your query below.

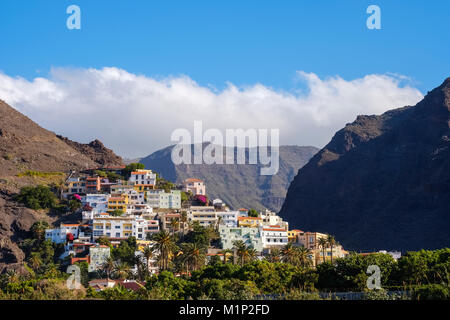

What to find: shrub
left=412, top=284, right=450, bottom=300
left=15, top=185, right=57, bottom=210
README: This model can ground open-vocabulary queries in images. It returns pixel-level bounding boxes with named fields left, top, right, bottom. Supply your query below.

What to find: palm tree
left=153, top=230, right=175, bottom=270
left=233, top=240, right=250, bottom=266
left=142, top=245, right=155, bottom=272
left=318, top=237, right=329, bottom=264
left=102, top=256, right=115, bottom=279
left=297, top=247, right=313, bottom=268
left=327, top=235, right=336, bottom=264
left=113, top=262, right=131, bottom=279
left=247, top=247, right=258, bottom=262
left=181, top=242, right=207, bottom=272
left=281, top=243, right=298, bottom=265
left=31, top=221, right=49, bottom=241
left=29, top=252, right=43, bottom=270
left=220, top=249, right=233, bottom=264
left=169, top=218, right=180, bottom=236
left=180, top=212, right=188, bottom=239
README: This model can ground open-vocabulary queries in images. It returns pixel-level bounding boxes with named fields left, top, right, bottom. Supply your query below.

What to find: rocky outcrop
left=57, top=136, right=124, bottom=167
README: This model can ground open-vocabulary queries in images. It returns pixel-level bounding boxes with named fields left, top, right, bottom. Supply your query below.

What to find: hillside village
left=43, top=164, right=353, bottom=290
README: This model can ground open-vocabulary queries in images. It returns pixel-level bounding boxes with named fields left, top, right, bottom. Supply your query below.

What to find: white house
left=45, top=223, right=83, bottom=244
left=92, top=215, right=159, bottom=241
left=82, top=194, right=110, bottom=213
left=88, top=245, right=111, bottom=272
left=260, top=210, right=289, bottom=230
left=260, top=225, right=288, bottom=249
left=129, top=169, right=157, bottom=186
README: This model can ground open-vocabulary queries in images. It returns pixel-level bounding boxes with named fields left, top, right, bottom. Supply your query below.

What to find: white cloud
left=0, top=67, right=423, bottom=158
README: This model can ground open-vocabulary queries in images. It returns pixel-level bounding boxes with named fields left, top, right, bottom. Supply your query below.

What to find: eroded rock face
left=279, top=78, right=450, bottom=252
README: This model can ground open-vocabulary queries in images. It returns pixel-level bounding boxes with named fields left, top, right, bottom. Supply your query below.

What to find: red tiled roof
left=185, top=178, right=203, bottom=182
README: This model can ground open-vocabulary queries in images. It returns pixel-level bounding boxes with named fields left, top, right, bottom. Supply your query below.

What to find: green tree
left=15, top=185, right=57, bottom=210
left=327, top=235, right=336, bottom=264
left=247, top=209, right=259, bottom=217
left=122, top=163, right=145, bottom=179
left=153, top=230, right=176, bottom=270
left=318, top=237, right=329, bottom=264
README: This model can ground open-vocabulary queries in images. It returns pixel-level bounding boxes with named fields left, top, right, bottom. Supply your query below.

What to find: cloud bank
left=0, top=67, right=423, bottom=158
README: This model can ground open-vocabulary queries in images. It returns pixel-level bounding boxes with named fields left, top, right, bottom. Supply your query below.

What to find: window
left=116, top=233, right=120, bottom=237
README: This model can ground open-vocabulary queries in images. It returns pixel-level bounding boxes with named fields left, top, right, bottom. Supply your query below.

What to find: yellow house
left=287, top=229, right=303, bottom=242
left=237, top=216, right=262, bottom=228
left=133, top=184, right=154, bottom=193
left=107, top=194, right=128, bottom=212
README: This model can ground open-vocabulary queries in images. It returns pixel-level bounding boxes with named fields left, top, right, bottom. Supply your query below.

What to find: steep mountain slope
left=140, top=144, right=318, bottom=212
left=279, top=78, right=450, bottom=252
left=0, top=100, right=122, bottom=272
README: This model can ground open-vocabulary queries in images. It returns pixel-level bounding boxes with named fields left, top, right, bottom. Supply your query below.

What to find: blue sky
left=1, top=0, right=448, bottom=92
left=0, top=1, right=448, bottom=157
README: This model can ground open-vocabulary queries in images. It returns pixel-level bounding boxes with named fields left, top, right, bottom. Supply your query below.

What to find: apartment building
left=159, top=212, right=181, bottom=231
left=146, top=189, right=181, bottom=209
left=92, top=215, right=159, bottom=241
left=107, top=194, right=129, bottom=212
left=88, top=245, right=111, bottom=272
left=219, top=225, right=263, bottom=252
left=129, top=169, right=156, bottom=187
left=86, top=176, right=102, bottom=193
left=260, top=210, right=289, bottom=230
left=260, top=226, right=289, bottom=249
left=188, top=206, right=238, bottom=227
left=63, top=177, right=86, bottom=198
left=237, top=216, right=262, bottom=228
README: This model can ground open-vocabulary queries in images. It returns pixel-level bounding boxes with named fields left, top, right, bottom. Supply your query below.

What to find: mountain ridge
left=140, top=144, right=319, bottom=212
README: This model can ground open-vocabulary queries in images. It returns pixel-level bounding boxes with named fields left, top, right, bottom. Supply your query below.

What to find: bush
left=15, top=185, right=57, bottom=210
left=412, top=284, right=450, bottom=300
left=122, top=163, right=145, bottom=179
left=247, top=209, right=259, bottom=217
